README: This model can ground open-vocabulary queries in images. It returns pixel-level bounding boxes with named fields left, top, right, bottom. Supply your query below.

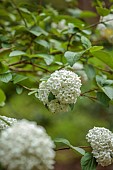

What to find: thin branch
left=81, top=88, right=98, bottom=95
left=55, top=145, right=91, bottom=151
left=11, top=0, right=28, bottom=28
left=9, top=67, right=36, bottom=73
left=9, top=60, right=51, bottom=73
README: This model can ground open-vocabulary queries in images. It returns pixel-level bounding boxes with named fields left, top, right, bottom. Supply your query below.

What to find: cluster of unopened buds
left=86, top=127, right=113, bottom=167
left=38, top=69, right=82, bottom=113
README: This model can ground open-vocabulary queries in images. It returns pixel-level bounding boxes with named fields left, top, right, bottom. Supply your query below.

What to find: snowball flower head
left=0, top=115, right=17, bottom=130
left=86, top=127, right=113, bottom=166
left=0, top=119, right=55, bottom=170
left=38, top=69, right=82, bottom=113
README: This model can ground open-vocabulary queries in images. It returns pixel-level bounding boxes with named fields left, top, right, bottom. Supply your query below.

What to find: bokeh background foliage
left=0, top=0, right=113, bottom=169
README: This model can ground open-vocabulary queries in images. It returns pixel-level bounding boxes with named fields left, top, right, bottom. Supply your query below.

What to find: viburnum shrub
left=0, top=0, right=113, bottom=170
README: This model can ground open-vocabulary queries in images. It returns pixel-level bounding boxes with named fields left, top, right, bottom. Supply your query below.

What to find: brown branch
left=9, top=67, right=36, bottom=73
left=9, top=60, right=51, bottom=73
left=81, top=88, right=98, bottom=95
left=55, top=146, right=91, bottom=151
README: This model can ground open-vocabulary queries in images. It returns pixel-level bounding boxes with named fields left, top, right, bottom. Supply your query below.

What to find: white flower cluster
left=38, top=69, right=82, bottom=113
left=0, top=115, right=17, bottom=130
left=0, top=119, right=55, bottom=170
left=86, top=127, right=113, bottom=166
left=97, top=14, right=113, bottom=43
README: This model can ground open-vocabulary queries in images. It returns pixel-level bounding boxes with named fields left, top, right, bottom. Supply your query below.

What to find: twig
left=55, top=145, right=91, bottom=151
left=11, top=0, right=28, bottom=28
left=9, top=67, right=36, bottom=73
left=9, top=60, right=51, bottom=73
left=81, top=88, right=98, bottom=95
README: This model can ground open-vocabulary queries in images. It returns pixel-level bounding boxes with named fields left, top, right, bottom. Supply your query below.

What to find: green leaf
left=81, top=36, right=91, bottom=49
left=38, top=54, right=54, bottom=65
left=96, top=7, right=110, bottom=16
left=54, top=138, right=71, bottom=146
left=89, top=46, right=103, bottom=53
left=9, top=50, right=26, bottom=57
left=97, top=92, right=110, bottom=107
left=35, top=40, right=50, bottom=49
left=29, top=26, right=48, bottom=37
left=48, top=92, right=56, bottom=102
left=0, top=89, right=6, bottom=104
left=54, top=138, right=85, bottom=155
left=85, top=65, right=95, bottom=80
left=13, top=74, right=28, bottom=84
left=71, top=146, right=85, bottom=155
left=16, top=85, right=23, bottom=94
left=102, top=86, right=113, bottom=100
left=0, top=72, right=12, bottom=83
left=96, top=75, right=106, bottom=86
left=81, top=152, right=97, bottom=170
left=64, top=51, right=85, bottom=66
left=91, top=50, right=113, bottom=69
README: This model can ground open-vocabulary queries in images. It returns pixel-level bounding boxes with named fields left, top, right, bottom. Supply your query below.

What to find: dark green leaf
left=97, top=92, right=110, bottom=107
left=0, top=72, right=12, bottom=83
left=48, top=92, right=56, bottom=102
left=64, top=51, right=85, bottom=66
left=81, top=152, right=97, bottom=170
left=81, top=36, right=91, bottom=49
left=96, top=7, right=110, bottom=16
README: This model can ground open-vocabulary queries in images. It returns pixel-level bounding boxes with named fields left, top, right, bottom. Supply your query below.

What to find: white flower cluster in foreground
left=97, top=14, right=113, bottom=43
left=0, top=119, right=55, bottom=170
left=0, top=115, right=17, bottom=130
left=38, top=69, right=82, bottom=113
left=86, top=127, right=113, bottom=166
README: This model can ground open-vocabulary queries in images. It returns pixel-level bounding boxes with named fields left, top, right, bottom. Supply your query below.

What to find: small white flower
left=0, top=115, right=17, bottom=130
left=86, top=127, right=113, bottom=166
left=38, top=69, right=82, bottom=113
left=0, top=119, right=55, bottom=170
